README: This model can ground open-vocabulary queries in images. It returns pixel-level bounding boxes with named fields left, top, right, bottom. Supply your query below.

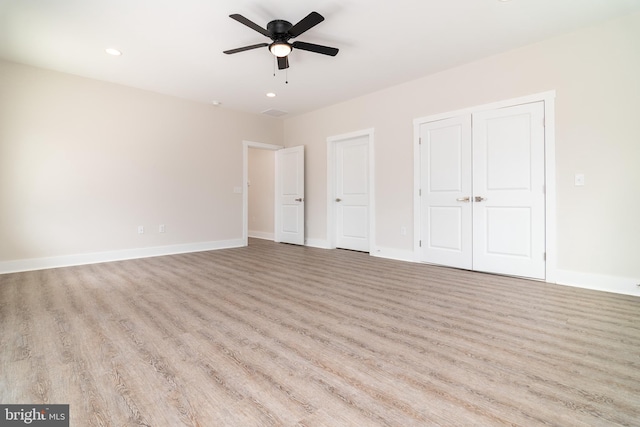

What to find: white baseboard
left=370, top=246, right=416, bottom=263
left=248, top=230, right=274, bottom=241
left=554, top=269, right=640, bottom=297
left=369, top=247, right=640, bottom=298
left=304, top=238, right=332, bottom=249
left=0, top=239, right=245, bottom=274
left=4, top=240, right=638, bottom=298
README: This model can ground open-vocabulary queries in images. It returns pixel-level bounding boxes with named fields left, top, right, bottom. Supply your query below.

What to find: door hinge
left=543, top=252, right=546, bottom=261
left=419, top=240, right=422, bottom=248
left=542, top=185, right=545, bottom=194
left=419, top=189, right=422, bottom=196
left=419, top=137, right=422, bottom=145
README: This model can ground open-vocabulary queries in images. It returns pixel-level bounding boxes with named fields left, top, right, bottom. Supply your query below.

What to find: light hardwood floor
left=1, top=238, right=639, bottom=426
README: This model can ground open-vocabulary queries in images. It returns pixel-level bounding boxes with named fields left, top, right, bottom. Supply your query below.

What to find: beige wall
left=0, top=60, right=282, bottom=263
left=248, top=148, right=275, bottom=238
left=283, top=13, right=640, bottom=288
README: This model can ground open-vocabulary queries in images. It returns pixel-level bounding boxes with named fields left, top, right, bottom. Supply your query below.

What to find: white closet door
left=472, top=102, right=546, bottom=279
left=419, top=115, right=473, bottom=269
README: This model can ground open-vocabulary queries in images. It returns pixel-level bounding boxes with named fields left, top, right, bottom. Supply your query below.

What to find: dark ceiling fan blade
left=277, top=56, right=289, bottom=70
left=288, top=11, right=324, bottom=38
left=223, top=43, right=268, bottom=54
left=229, top=14, right=271, bottom=37
left=292, top=41, right=339, bottom=56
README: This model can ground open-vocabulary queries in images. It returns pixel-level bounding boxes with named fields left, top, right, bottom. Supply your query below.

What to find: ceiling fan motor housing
left=267, top=20, right=293, bottom=41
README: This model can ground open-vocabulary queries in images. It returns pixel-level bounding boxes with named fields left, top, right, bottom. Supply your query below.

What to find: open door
left=275, top=146, right=305, bottom=245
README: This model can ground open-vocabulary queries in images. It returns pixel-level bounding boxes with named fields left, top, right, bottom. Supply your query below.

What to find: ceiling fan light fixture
left=225, top=12, right=338, bottom=70
left=269, top=42, right=292, bottom=57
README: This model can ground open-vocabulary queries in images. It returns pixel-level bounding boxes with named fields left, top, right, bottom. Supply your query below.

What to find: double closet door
left=419, top=101, right=546, bottom=279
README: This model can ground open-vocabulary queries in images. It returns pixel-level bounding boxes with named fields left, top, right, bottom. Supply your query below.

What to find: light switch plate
left=574, top=173, right=585, bottom=186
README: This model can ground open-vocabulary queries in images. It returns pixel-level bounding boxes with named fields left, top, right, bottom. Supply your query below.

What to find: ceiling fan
left=223, top=11, right=339, bottom=70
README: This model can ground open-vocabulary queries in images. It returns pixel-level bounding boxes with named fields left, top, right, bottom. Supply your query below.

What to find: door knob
left=295, top=198, right=304, bottom=202
left=474, top=196, right=487, bottom=202
left=456, top=197, right=470, bottom=202
left=335, top=198, right=342, bottom=202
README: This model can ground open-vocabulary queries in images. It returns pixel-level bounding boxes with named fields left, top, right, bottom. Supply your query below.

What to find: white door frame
left=413, top=90, right=557, bottom=283
left=327, top=128, right=376, bottom=251
left=242, top=140, right=284, bottom=246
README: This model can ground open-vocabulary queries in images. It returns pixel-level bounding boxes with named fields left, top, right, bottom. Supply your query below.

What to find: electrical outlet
left=137, top=225, right=144, bottom=234
left=401, top=226, right=407, bottom=236
left=159, top=224, right=165, bottom=233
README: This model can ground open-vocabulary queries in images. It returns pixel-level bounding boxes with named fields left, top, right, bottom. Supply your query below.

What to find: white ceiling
left=1, top=0, right=639, bottom=117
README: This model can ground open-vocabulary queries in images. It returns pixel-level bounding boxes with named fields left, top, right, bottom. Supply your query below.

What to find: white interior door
left=275, top=146, right=304, bottom=245
left=472, top=102, right=546, bottom=279
left=335, top=135, right=370, bottom=252
left=419, top=115, right=473, bottom=269
left=418, top=101, right=546, bottom=280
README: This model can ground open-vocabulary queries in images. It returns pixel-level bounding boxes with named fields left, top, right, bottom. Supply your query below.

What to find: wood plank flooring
left=1, top=238, right=639, bottom=426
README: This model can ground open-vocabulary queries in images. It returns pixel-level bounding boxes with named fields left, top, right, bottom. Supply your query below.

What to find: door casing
left=242, top=140, right=283, bottom=246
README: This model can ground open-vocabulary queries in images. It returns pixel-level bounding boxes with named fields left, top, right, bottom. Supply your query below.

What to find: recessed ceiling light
left=266, top=92, right=276, bottom=98
left=211, top=100, right=222, bottom=106
left=105, top=48, right=122, bottom=56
